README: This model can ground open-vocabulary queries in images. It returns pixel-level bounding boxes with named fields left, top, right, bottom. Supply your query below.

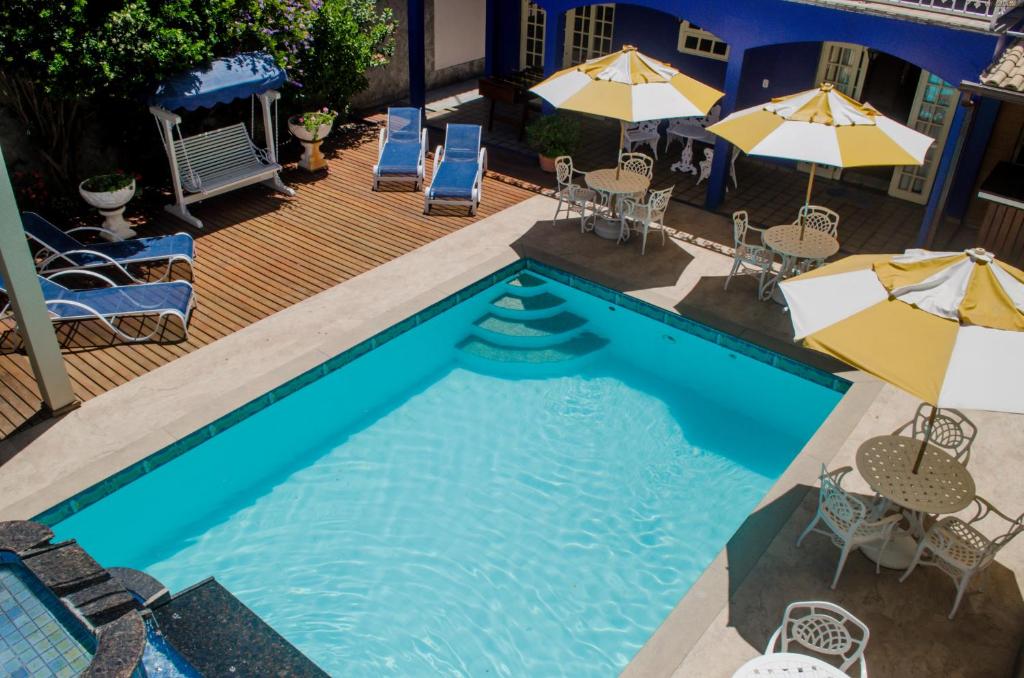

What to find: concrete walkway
left=1, top=195, right=1020, bottom=677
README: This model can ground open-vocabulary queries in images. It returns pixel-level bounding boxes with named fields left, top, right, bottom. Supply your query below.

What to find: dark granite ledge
left=152, top=577, right=329, bottom=677
left=0, top=520, right=147, bottom=678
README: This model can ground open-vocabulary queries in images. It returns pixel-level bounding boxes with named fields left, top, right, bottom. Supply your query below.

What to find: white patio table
left=762, top=223, right=839, bottom=302
left=855, top=434, right=976, bottom=568
left=732, top=652, right=848, bottom=677
left=585, top=168, right=651, bottom=241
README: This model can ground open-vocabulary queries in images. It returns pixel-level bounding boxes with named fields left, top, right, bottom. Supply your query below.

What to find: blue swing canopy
left=150, top=52, right=287, bottom=112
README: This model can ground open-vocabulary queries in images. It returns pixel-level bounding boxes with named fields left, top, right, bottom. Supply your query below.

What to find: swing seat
left=175, top=123, right=282, bottom=196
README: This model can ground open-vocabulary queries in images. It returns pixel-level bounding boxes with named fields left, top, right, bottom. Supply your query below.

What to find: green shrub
left=526, top=114, right=581, bottom=158
left=299, top=0, right=396, bottom=114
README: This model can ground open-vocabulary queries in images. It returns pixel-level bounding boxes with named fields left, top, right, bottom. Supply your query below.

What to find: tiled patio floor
left=425, top=85, right=938, bottom=257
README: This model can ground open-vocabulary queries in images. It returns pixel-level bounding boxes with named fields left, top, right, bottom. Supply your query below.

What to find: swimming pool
left=51, top=263, right=845, bottom=676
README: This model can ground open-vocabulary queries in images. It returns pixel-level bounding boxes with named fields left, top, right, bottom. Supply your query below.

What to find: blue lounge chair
left=372, top=107, right=427, bottom=191
left=424, top=124, right=487, bottom=216
left=0, top=271, right=196, bottom=344
left=22, top=212, right=194, bottom=282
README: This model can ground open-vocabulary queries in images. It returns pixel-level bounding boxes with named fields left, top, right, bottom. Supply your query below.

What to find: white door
left=888, top=71, right=957, bottom=204
left=801, top=42, right=870, bottom=180
left=520, top=0, right=546, bottom=71
left=563, top=4, right=615, bottom=66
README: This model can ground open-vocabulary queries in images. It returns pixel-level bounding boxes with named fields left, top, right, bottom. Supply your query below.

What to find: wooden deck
left=0, top=122, right=535, bottom=439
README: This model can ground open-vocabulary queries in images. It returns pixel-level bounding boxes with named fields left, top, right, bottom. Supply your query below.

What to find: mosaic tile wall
left=0, top=563, right=93, bottom=678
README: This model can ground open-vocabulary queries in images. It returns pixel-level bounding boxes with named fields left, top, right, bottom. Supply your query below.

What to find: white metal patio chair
left=619, top=186, right=674, bottom=254
left=670, top=139, right=697, bottom=176
left=725, top=211, right=776, bottom=298
left=797, top=464, right=902, bottom=590
left=893, top=404, right=977, bottom=466
left=900, top=496, right=1024, bottom=619
left=696, top=146, right=740, bottom=189
left=622, top=121, right=661, bottom=159
left=553, top=156, right=597, bottom=232
left=765, top=601, right=870, bottom=678
left=618, top=152, right=654, bottom=202
left=796, top=205, right=840, bottom=238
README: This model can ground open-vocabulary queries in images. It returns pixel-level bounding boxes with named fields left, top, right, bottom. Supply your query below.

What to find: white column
left=0, top=147, right=76, bottom=414
left=257, top=90, right=280, bottom=163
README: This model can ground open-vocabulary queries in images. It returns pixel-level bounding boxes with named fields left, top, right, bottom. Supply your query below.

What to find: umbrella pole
left=911, top=405, right=938, bottom=474
left=799, top=163, right=816, bottom=242
left=617, top=121, right=625, bottom=179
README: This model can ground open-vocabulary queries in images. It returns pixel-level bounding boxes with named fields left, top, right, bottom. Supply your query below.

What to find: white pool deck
left=0, top=195, right=1021, bottom=677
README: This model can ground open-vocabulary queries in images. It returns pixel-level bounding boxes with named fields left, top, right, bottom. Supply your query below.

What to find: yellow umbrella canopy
left=530, top=45, right=724, bottom=123
left=781, top=247, right=1024, bottom=472
left=781, top=248, right=1024, bottom=411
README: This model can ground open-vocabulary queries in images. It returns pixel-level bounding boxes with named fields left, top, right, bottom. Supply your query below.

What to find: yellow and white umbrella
left=781, top=247, right=1024, bottom=469
left=708, top=84, right=934, bottom=233
left=531, top=45, right=724, bottom=123
left=530, top=46, right=723, bottom=174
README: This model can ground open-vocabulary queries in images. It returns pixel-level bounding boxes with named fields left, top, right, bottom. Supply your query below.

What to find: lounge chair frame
left=27, top=223, right=193, bottom=284
left=372, top=109, right=428, bottom=191
left=424, top=126, right=487, bottom=216
left=1, top=270, right=196, bottom=345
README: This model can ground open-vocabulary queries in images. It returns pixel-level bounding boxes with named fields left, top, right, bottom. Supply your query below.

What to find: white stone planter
left=288, top=115, right=335, bottom=172
left=78, top=179, right=136, bottom=241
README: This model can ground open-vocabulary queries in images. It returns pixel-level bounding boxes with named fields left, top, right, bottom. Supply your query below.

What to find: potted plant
left=78, top=172, right=137, bottom=241
left=526, top=114, right=581, bottom=172
left=288, top=108, right=339, bottom=171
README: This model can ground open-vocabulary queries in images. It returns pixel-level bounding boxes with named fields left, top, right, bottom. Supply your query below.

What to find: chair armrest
left=432, top=145, right=444, bottom=174
left=377, top=127, right=386, bottom=159
left=45, top=269, right=119, bottom=288
left=419, top=128, right=428, bottom=166
left=478, top=147, right=487, bottom=173
left=765, top=626, right=782, bottom=654
left=825, top=466, right=853, bottom=487
left=66, top=225, right=120, bottom=240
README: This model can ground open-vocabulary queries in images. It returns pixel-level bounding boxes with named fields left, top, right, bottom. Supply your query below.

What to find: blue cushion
left=429, top=160, right=478, bottom=201
left=90, top=234, right=195, bottom=264
left=444, top=124, right=481, bottom=162
left=377, top=140, right=421, bottom=175
left=387, top=107, right=421, bottom=143
left=37, top=277, right=194, bottom=320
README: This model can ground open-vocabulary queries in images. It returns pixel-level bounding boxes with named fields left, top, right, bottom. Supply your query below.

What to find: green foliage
left=300, top=0, right=396, bottom=114
left=290, top=108, right=338, bottom=137
left=526, top=114, right=581, bottom=158
left=81, top=172, right=134, bottom=193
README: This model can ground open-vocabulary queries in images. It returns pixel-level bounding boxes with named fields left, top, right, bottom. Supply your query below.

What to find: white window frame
left=519, top=0, right=546, bottom=71
left=563, top=4, right=616, bottom=66
left=676, top=20, right=729, bottom=61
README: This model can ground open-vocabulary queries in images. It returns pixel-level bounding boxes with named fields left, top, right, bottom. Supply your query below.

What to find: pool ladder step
left=457, top=332, right=608, bottom=369
left=489, top=291, right=566, bottom=319
left=504, top=272, right=549, bottom=296
left=472, top=311, right=587, bottom=346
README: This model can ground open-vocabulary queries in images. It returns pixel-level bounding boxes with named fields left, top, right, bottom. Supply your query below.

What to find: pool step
left=456, top=332, right=608, bottom=375
left=490, top=291, right=566, bottom=319
left=471, top=311, right=587, bottom=346
left=503, top=272, right=549, bottom=296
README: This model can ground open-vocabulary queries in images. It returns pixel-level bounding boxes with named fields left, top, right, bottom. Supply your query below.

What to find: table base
left=859, top=529, right=917, bottom=570
left=592, top=216, right=623, bottom=241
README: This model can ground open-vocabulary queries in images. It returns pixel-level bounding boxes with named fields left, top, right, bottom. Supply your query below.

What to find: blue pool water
left=54, top=270, right=843, bottom=676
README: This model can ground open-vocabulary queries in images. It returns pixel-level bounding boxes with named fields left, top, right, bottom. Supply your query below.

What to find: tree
left=0, top=0, right=320, bottom=190
left=301, top=0, right=396, bottom=114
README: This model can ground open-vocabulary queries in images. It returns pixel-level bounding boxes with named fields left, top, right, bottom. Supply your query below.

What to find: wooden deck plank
left=0, top=122, right=534, bottom=439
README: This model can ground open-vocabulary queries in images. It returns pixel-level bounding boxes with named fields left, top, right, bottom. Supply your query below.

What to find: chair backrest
left=554, top=156, right=576, bottom=192
left=21, top=212, right=81, bottom=255
left=619, top=152, right=653, bottom=179
left=964, top=496, right=1024, bottom=564
left=444, top=124, right=482, bottom=162
left=775, top=601, right=869, bottom=674
left=627, top=120, right=659, bottom=134
left=895, top=405, right=977, bottom=464
left=732, top=211, right=750, bottom=248
left=387, top=107, right=422, bottom=143
left=173, top=123, right=263, bottom=191
left=817, top=464, right=868, bottom=539
left=798, top=205, right=840, bottom=238
left=646, top=187, right=674, bottom=222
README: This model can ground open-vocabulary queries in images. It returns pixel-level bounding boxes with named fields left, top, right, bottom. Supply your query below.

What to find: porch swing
left=148, top=52, right=295, bottom=229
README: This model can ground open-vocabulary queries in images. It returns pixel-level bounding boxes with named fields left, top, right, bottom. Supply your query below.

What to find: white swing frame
left=150, top=89, right=294, bottom=229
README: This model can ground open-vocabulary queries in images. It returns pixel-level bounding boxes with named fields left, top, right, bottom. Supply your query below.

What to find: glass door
left=801, top=42, right=870, bottom=180
left=562, top=4, right=615, bottom=66
left=520, top=0, right=546, bottom=71
left=888, top=71, right=957, bottom=204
